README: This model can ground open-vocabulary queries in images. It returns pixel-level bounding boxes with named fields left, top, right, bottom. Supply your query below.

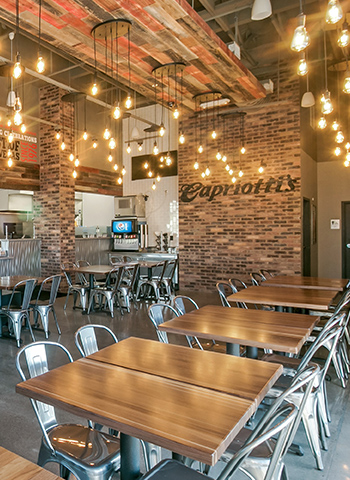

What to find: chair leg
left=52, top=307, right=61, bottom=335
left=301, top=397, right=324, bottom=470
left=26, top=314, right=36, bottom=342
left=64, top=290, right=70, bottom=310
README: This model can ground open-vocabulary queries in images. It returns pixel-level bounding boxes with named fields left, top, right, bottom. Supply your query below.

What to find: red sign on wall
left=0, top=126, right=38, bottom=163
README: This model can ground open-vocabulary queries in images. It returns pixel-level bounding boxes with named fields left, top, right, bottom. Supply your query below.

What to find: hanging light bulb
left=8, top=131, right=14, bottom=143
left=7, top=158, right=13, bottom=167
left=20, top=123, right=26, bottom=133
left=72, top=170, right=77, bottom=178
left=69, top=153, right=74, bottom=161
left=231, top=176, right=237, bottom=183
left=156, top=175, right=161, bottom=182
left=165, top=154, right=172, bottom=166
left=7, top=148, right=12, bottom=157
left=238, top=169, right=244, bottom=177
left=258, top=162, right=265, bottom=174
left=173, top=107, right=179, bottom=119
left=108, top=137, right=116, bottom=150
left=138, top=142, right=143, bottom=152
left=344, top=152, right=350, bottom=167
left=325, top=0, right=343, bottom=24
left=36, top=54, right=45, bottom=73
left=159, top=123, right=166, bottom=137
left=14, top=96, right=22, bottom=112
left=114, top=164, right=119, bottom=171
left=152, top=181, right=156, bottom=190
left=334, top=147, right=341, bottom=156
left=343, top=73, right=350, bottom=94
left=144, top=162, right=149, bottom=169
left=229, top=169, right=234, bottom=175
left=332, top=120, right=340, bottom=131
left=160, top=156, right=165, bottom=163
left=225, top=164, right=230, bottom=171
left=92, top=139, right=98, bottom=149
left=13, top=111, right=22, bottom=126
left=198, top=144, right=204, bottom=154
left=13, top=54, right=23, bottom=79
left=194, top=161, right=199, bottom=170
left=60, top=140, right=66, bottom=151
left=117, top=176, right=123, bottom=184
left=297, top=54, right=308, bottom=76
left=240, top=146, right=246, bottom=154
left=91, top=83, right=98, bottom=96
left=291, top=14, right=310, bottom=52
left=126, top=143, right=131, bottom=154
left=103, top=128, right=111, bottom=140
left=211, top=130, right=217, bottom=139
left=216, top=151, right=222, bottom=160
left=321, top=90, right=333, bottom=115
left=74, top=157, right=80, bottom=167
left=318, top=116, right=327, bottom=129
left=113, top=104, right=122, bottom=120
left=336, top=130, right=344, bottom=143
left=108, top=153, right=113, bottom=162
left=346, top=142, right=350, bottom=150
left=179, top=133, right=185, bottom=144
left=121, top=166, right=126, bottom=176
left=201, top=172, right=206, bottom=178
left=125, top=95, right=132, bottom=109
left=148, top=170, right=153, bottom=177
left=222, top=155, right=227, bottom=162
left=7, top=119, right=12, bottom=127
left=205, top=167, right=210, bottom=176
left=338, top=22, right=350, bottom=47
left=153, top=142, right=159, bottom=155
left=55, top=130, right=61, bottom=140
left=83, top=131, right=88, bottom=141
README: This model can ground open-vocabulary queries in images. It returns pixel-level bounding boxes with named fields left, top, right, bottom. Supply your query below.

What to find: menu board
left=0, top=125, right=38, bottom=163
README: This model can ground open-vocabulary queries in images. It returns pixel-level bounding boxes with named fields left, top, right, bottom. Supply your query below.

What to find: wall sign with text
left=0, top=126, right=38, bottom=163
left=180, top=175, right=299, bottom=202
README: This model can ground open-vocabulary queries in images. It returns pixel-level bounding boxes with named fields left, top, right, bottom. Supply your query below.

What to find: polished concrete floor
left=0, top=290, right=349, bottom=479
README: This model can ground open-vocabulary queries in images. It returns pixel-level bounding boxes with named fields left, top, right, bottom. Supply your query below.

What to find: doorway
left=302, top=198, right=311, bottom=276
left=341, top=201, right=350, bottom=278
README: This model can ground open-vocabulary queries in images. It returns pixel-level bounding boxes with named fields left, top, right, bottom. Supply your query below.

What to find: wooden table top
left=0, top=446, right=61, bottom=479
left=0, top=276, right=45, bottom=291
left=16, top=338, right=282, bottom=466
left=159, top=305, right=319, bottom=354
left=87, top=337, right=282, bottom=405
left=227, top=286, right=337, bottom=311
left=262, top=275, right=348, bottom=291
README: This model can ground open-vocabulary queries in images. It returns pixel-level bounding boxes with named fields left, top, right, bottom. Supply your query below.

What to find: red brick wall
left=178, top=67, right=302, bottom=291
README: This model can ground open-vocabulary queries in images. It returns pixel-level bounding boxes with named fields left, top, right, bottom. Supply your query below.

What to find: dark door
left=303, top=198, right=311, bottom=276
left=341, top=202, right=350, bottom=278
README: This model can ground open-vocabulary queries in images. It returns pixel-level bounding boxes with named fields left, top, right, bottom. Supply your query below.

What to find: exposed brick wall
left=178, top=66, right=302, bottom=291
left=33, top=85, right=76, bottom=277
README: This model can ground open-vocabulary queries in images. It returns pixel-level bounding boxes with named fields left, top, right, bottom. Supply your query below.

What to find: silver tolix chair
left=61, top=262, right=89, bottom=311
left=87, top=266, right=125, bottom=318
left=16, top=341, right=121, bottom=480
left=30, top=275, right=62, bottom=338
left=1, top=278, right=37, bottom=347
left=75, top=324, right=118, bottom=357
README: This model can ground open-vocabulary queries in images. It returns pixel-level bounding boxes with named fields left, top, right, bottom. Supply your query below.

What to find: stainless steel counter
left=0, top=239, right=41, bottom=276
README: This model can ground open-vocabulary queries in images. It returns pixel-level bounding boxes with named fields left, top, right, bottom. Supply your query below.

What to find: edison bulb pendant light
left=36, top=54, right=45, bottom=73
left=291, top=14, right=310, bottom=52
left=326, top=0, right=343, bottom=24
left=318, top=116, right=327, bottom=129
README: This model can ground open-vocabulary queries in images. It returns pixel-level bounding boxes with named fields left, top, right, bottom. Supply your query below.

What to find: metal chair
left=259, top=269, right=274, bottom=280
left=16, top=341, right=121, bottom=480
left=228, top=278, right=249, bottom=308
left=110, top=255, right=123, bottom=265
left=61, top=262, right=89, bottom=311
left=119, top=263, right=140, bottom=312
left=30, top=275, right=62, bottom=338
left=147, top=303, right=192, bottom=347
left=216, top=282, right=235, bottom=307
left=87, top=266, right=125, bottom=318
left=137, top=261, right=168, bottom=302
left=138, top=404, right=297, bottom=480
left=1, top=278, right=37, bottom=347
left=250, top=272, right=265, bottom=286
left=160, top=258, right=178, bottom=298
left=75, top=324, right=118, bottom=357
left=173, top=295, right=206, bottom=350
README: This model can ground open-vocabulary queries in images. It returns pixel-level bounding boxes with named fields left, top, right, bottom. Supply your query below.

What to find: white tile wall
left=122, top=105, right=179, bottom=247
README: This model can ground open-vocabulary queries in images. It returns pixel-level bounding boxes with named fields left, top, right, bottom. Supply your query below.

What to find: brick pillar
left=33, top=85, right=75, bottom=278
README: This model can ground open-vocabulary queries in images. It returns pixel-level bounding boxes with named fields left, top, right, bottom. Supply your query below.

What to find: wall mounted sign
left=0, top=126, right=38, bottom=163
left=180, top=175, right=298, bottom=202
left=132, top=150, right=178, bottom=180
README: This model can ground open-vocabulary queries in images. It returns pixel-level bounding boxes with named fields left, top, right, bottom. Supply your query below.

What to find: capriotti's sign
left=0, top=127, right=38, bottom=163
left=180, top=175, right=298, bottom=203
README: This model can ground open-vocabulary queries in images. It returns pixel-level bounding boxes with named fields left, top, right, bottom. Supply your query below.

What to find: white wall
left=79, top=192, right=115, bottom=228
left=122, top=104, right=179, bottom=247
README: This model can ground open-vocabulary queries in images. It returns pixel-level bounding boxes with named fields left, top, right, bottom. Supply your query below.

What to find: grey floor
left=0, top=290, right=349, bottom=479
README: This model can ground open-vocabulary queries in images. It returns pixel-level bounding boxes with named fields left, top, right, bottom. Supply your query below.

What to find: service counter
left=0, top=239, right=41, bottom=276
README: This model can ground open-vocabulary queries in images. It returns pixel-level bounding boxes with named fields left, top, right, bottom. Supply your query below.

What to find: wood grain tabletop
left=0, top=446, right=61, bottom=479
left=87, top=337, right=282, bottom=405
left=0, top=276, right=45, bottom=290
left=158, top=305, right=319, bottom=354
left=227, top=286, right=337, bottom=311
left=262, top=275, right=348, bottom=291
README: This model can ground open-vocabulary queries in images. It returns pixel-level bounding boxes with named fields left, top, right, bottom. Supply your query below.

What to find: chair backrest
left=147, top=303, right=179, bottom=343
left=250, top=272, right=265, bottom=286
left=333, top=287, right=350, bottom=315
left=16, top=341, right=73, bottom=450
left=61, top=262, right=77, bottom=288
left=122, top=263, right=140, bottom=290
left=75, top=324, right=118, bottom=357
left=217, top=404, right=297, bottom=480
left=173, top=295, right=199, bottom=315
left=163, top=259, right=178, bottom=281
left=6, top=278, right=37, bottom=311
left=76, top=260, right=90, bottom=267
left=123, top=256, right=133, bottom=262
left=106, top=266, right=125, bottom=292
left=259, top=269, right=274, bottom=280
left=152, top=261, right=169, bottom=285
left=228, top=279, right=248, bottom=308
left=33, top=275, right=62, bottom=306
left=216, top=282, right=235, bottom=307
left=110, top=255, right=123, bottom=265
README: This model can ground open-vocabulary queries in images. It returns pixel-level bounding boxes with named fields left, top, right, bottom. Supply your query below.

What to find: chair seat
left=141, top=459, right=207, bottom=480
left=224, top=427, right=273, bottom=459
left=48, top=424, right=120, bottom=467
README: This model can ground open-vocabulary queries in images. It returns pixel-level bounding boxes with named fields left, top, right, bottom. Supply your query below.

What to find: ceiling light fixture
left=291, top=2, right=310, bottom=53
left=36, top=0, right=45, bottom=73
left=325, top=0, right=343, bottom=24
left=251, top=0, right=272, bottom=21
left=297, top=53, right=308, bottom=76
left=320, top=30, right=333, bottom=115
left=338, top=21, right=350, bottom=47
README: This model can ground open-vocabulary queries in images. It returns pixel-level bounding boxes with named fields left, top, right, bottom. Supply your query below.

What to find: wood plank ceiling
left=0, top=0, right=267, bottom=111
